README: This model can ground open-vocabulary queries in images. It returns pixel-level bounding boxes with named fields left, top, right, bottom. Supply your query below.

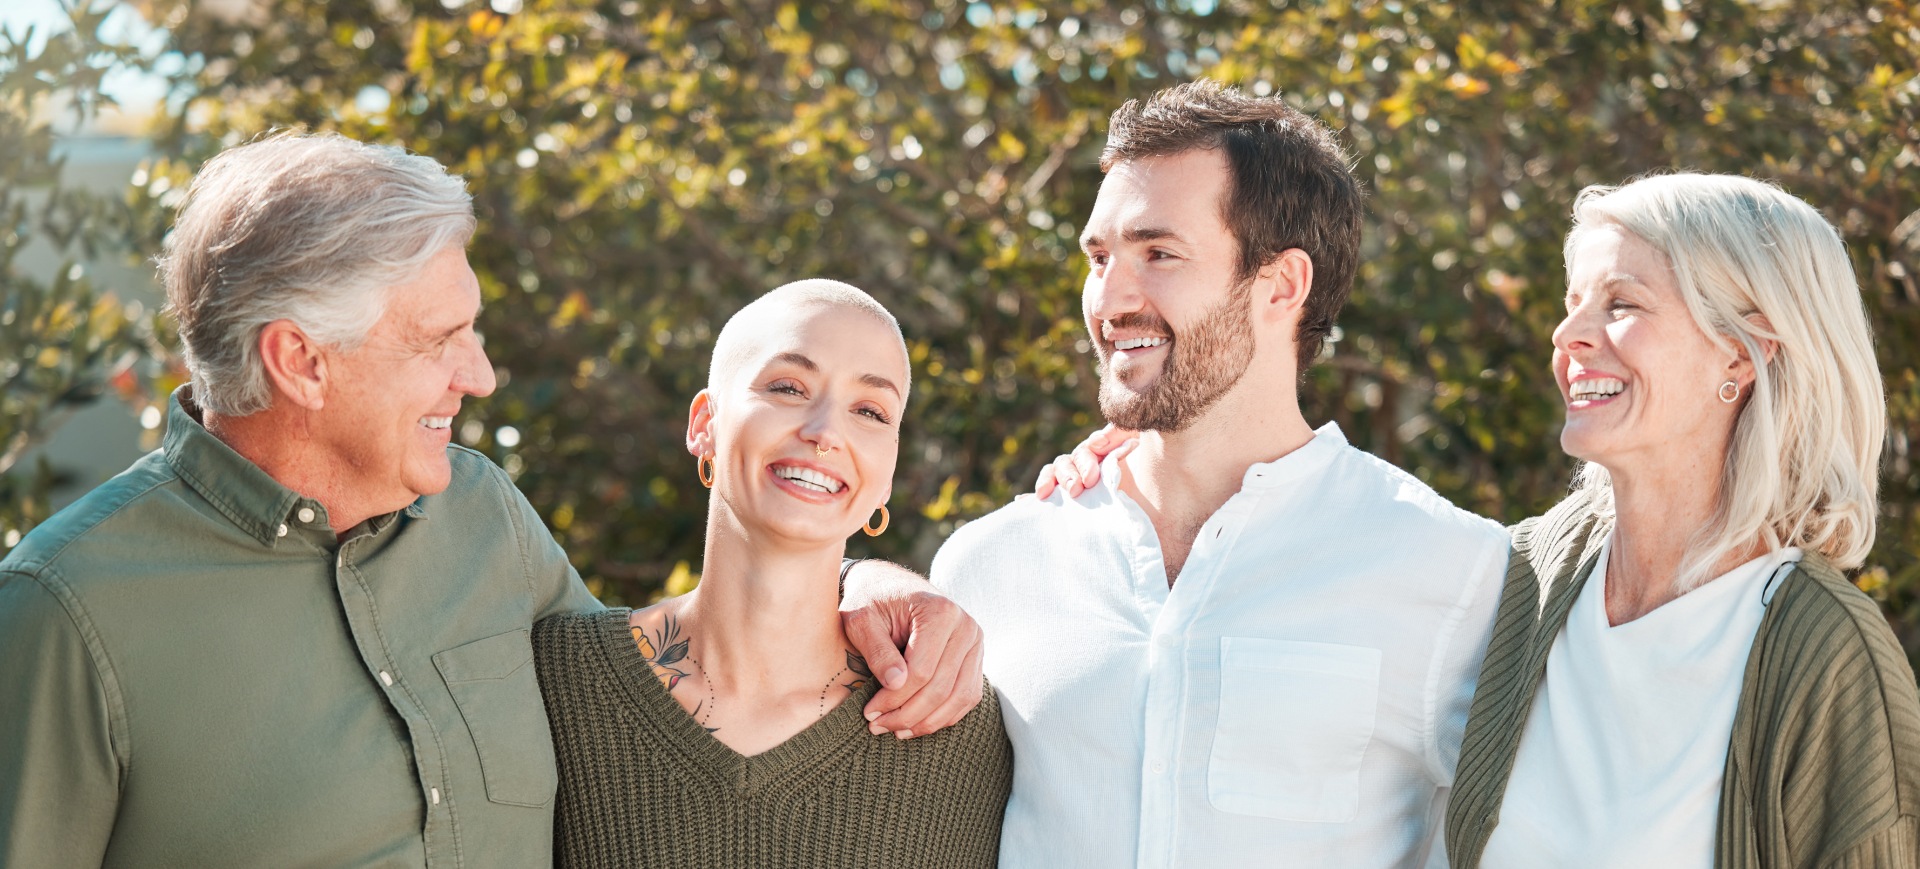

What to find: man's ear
left=258, top=320, right=328, bottom=411
left=686, top=389, right=716, bottom=458
left=1255, top=248, right=1314, bottom=326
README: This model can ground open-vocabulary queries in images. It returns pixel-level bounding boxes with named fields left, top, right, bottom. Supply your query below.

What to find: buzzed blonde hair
left=707, top=279, right=909, bottom=399
left=1566, top=173, right=1884, bottom=590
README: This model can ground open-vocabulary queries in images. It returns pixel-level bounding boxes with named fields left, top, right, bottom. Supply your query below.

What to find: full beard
left=1095, top=277, right=1256, bottom=433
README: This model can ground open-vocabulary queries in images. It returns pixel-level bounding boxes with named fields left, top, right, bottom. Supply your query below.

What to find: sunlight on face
left=1552, top=224, right=1742, bottom=474
left=317, top=247, right=494, bottom=508
left=700, top=304, right=909, bottom=545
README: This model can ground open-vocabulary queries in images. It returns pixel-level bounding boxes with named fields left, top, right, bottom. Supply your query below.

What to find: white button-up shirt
left=932, top=424, right=1508, bottom=869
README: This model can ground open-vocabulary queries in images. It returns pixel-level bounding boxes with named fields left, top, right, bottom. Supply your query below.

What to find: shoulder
left=878, top=678, right=1012, bottom=769
left=931, top=493, right=1086, bottom=577
left=533, top=608, right=625, bottom=661
left=1, top=451, right=177, bottom=578
left=1321, top=442, right=1508, bottom=552
left=1763, top=557, right=1916, bottom=682
left=1508, top=486, right=1604, bottom=559
left=435, top=445, right=521, bottom=509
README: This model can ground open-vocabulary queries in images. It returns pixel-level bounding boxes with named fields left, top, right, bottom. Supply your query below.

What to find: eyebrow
left=772, top=351, right=818, bottom=371
left=859, top=373, right=902, bottom=398
left=772, top=351, right=901, bottom=398
left=1080, top=225, right=1184, bottom=252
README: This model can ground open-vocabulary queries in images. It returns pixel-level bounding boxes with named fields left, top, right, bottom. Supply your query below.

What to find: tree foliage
left=0, top=5, right=163, bottom=551
left=18, top=0, right=1919, bottom=652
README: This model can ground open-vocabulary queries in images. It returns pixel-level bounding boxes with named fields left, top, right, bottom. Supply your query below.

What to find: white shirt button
left=297, top=507, right=316, bottom=523
left=430, top=787, right=441, bottom=805
left=1157, top=634, right=1176, bottom=647
left=275, top=523, right=288, bottom=538
left=379, top=671, right=394, bottom=686
left=1151, top=760, right=1167, bottom=774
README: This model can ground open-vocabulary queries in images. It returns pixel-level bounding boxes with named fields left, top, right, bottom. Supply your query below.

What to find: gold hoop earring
left=1718, top=381, right=1740, bottom=404
left=698, top=454, right=715, bottom=488
left=863, top=505, right=889, bottom=537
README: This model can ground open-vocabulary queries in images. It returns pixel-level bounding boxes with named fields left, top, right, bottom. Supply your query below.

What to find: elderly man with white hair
left=0, top=132, right=980, bottom=867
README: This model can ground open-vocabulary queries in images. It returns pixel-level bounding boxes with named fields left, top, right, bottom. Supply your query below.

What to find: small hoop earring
left=1718, top=381, right=1740, bottom=404
left=863, top=505, right=889, bottom=537
left=698, top=454, right=715, bottom=488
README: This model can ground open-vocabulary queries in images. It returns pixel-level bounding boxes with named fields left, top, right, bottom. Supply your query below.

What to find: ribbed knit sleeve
left=1715, top=557, right=1920, bottom=869
left=532, top=610, right=1013, bottom=869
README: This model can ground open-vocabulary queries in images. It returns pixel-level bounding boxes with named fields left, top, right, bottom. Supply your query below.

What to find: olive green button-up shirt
left=0, top=391, right=603, bottom=867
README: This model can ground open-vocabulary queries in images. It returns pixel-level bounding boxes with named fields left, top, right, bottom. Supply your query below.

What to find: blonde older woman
left=1445, top=174, right=1920, bottom=867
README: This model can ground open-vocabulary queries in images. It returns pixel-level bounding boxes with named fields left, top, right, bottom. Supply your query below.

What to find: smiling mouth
left=420, top=416, right=453, bottom=430
left=771, top=463, right=845, bottom=494
left=1112, top=336, right=1169, bottom=351
left=1568, top=378, right=1626, bottom=402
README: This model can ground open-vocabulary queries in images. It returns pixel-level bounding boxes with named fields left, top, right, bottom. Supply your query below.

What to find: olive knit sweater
left=532, top=609, right=1013, bottom=869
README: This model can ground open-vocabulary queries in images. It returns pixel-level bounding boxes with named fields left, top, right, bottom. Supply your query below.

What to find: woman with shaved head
left=532, top=280, right=1012, bottom=868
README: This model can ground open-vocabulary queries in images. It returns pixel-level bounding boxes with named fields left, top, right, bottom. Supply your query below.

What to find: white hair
left=158, top=131, right=476, bottom=416
left=1566, top=173, right=1884, bottom=590
left=707, top=279, right=909, bottom=398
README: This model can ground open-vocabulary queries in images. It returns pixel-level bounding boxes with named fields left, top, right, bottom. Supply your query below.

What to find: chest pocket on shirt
left=433, top=629, right=558, bottom=808
left=1207, top=637, right=1381, bottom=823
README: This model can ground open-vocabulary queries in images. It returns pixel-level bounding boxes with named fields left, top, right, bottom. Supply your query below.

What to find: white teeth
left=420, top=416, right=453, bottom=430
left=774, top=464, right=845, bottom=494
left=1113, top=336, right=1169, bottom=351
left=1570, top=378, right=1626, bottom=400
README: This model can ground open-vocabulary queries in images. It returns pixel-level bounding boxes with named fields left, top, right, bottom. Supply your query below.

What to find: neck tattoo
left=817, top=666, right=851, bottom=714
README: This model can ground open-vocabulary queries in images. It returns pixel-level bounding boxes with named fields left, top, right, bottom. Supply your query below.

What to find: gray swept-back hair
left=1566, top=173, right=1884, bottom=590
left=157, top=131, right=476, bottom=416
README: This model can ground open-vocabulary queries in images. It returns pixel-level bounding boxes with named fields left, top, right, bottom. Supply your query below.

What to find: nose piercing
left=815, top=444, right=833, bottom=457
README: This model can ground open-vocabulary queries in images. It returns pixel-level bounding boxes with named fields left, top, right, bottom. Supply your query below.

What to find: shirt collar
left=1096, top=421, right=1349, bottom=495
left=1238, top=422, right=1347, bottom=490
left=161, top=386, right=424, bottom=546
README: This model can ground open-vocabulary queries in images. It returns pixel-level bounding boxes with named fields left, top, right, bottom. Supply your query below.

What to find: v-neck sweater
left=532, top=609, right=1012, bottom=869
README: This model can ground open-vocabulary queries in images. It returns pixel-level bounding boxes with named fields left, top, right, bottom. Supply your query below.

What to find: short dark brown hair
left=1101, top=80, right=1363, bottom=370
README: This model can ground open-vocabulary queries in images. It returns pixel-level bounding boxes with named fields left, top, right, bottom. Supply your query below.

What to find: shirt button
left=379, top=670, right=394, bottom=686
left=275, top=523, right=288, bottom=538
left=297, top=507, right=316, bottom=523
left=1151, top=760, right=1167, bottom=774
left=1157, top=634, right=1175, bottom=647
left=430, top=787, right=441, bottom=805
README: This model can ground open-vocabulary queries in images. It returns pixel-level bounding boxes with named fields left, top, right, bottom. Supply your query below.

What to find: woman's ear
left=1726, top=324, right=1778, bottom=392
left=686, top=389, right=716, bottom=457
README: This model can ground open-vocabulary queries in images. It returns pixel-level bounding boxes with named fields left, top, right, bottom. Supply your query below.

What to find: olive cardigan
left=1446, top=488, right=1920, bottom=868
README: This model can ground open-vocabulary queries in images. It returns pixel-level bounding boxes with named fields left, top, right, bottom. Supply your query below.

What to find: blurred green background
left=4, top=0, right=1918, bottom=652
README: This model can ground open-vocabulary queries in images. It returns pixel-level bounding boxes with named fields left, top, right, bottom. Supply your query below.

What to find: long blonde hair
left=1566, top=173, right=1884, bottom=590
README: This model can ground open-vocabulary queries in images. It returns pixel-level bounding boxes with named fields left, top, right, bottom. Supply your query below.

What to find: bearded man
left=929, top=81, right=1509, bottom=868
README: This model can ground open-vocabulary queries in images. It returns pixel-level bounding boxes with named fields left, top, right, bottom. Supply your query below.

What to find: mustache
left=1099, top=313, right=1173, bottom=342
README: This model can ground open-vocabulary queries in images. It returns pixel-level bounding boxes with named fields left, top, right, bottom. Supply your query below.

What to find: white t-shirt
left=1481, top=537, right=1804, bottom=868
left=930, top=423, right=1509, bottom=869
